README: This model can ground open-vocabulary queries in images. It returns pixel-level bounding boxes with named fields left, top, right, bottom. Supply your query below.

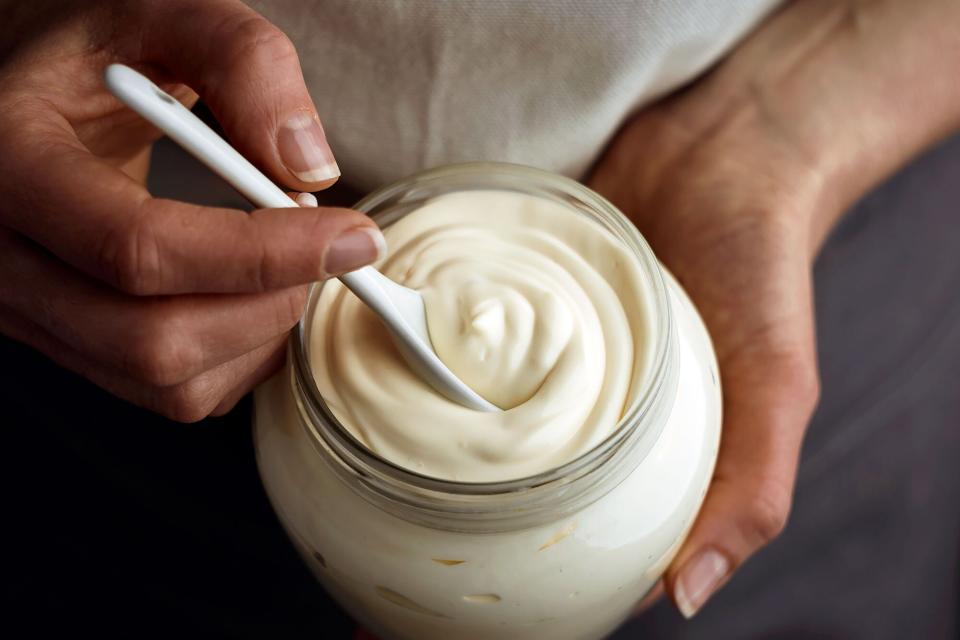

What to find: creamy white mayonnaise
left=255, top=171, right=722, bottom=640
left=309, top=190, right=656, bottom=482
left=254, top=266, right=721, bottom=640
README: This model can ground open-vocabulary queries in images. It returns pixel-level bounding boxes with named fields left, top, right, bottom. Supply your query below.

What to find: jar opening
left=290, top=163, right=676, bottom=528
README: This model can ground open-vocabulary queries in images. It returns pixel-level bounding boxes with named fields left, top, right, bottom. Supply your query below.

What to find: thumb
left=137, top=0, right=339, bottom=191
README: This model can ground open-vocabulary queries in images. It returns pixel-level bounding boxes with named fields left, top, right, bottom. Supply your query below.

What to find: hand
left=590, top=0, right=960, bottom=617
left=0, top=0, right=384, bottom=421
left=589, top=80, right=824, bottom=617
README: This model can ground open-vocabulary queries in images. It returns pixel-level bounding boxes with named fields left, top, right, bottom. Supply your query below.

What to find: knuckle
left=251, top=224, right=272, bottom=291
left=795, top=363, right=821, bottom=414
left=743, top=485, right=792, bottom=544
left=226, top=17, right=298, bottom=68
left=127, top=313, right=195, bottom=387
left=156, top=375, right=220, bottom=424
left=99, top=215, right=162, bottom=296
left=775, top=349, right=822, bottom=417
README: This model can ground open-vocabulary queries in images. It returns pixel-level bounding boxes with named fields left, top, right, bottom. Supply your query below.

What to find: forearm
left=759, top=0, right=960, bottom=242
left=659, top=0, right=960, bottom=250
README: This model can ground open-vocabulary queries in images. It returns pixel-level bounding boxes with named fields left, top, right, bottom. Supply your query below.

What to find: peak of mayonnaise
left=309, top=190, right=655, bottom=482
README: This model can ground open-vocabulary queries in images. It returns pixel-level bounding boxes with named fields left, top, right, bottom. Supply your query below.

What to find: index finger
left=0, top=110, right=383, bottom=295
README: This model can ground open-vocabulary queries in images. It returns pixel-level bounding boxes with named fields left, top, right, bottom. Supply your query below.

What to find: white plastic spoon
left=104, top=63, right=498, bottom=412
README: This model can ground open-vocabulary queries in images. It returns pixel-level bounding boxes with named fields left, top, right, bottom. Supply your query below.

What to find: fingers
left=1, top=302, right=288, bottom=423
left=665, top=347, right=820, bottom=618
left=136, top=0, right=340, bottom=190
left=0, top=227, right=309, bottom=387
left=0, top=0, right=378, bottom=296
left=0, top=127, right=383, bottom=294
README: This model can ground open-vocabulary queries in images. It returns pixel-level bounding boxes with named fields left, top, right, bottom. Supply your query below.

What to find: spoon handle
left=105, top=64, right=295, bottom=209
left=104, top=64, right=380, bottom=296
left=106, top=64, right=499, bottom=413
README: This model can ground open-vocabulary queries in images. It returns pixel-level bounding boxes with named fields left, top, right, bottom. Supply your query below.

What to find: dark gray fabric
left=616, top=135, right=960, bottom=639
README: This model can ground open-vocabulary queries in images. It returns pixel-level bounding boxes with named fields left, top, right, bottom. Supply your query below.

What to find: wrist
left=646, top=0, right=960, bottom=256
left=616, top=88, right=839, bottom=257
left=712, top=0, right=960, bottom=246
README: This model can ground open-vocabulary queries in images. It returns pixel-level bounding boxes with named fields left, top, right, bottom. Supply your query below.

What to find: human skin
left=2, top=0, right=959, bottom=627
left=589, top=0, right=960, bottom=618
left=0, top=0, right=384, bottom=422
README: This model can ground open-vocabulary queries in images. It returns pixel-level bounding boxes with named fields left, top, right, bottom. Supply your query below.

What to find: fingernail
left=323, top=227, right=386, bottom=275
left=278, top=113, right=340, bottom=183
left=674, top=549, right=729, bottom=619
left=295, top=192, right=318, bottom=207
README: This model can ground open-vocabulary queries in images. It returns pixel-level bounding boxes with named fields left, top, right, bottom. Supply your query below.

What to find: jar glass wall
left=254, top=163, right=722, bottom=640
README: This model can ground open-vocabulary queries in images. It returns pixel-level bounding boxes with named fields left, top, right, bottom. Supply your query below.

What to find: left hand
left=589, top=71, right=825, bottom=618
left=590, top=0, right=960, bottom=616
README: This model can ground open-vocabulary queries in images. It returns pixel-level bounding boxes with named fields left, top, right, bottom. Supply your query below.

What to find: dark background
left=4, top=132, right=960, bottom=638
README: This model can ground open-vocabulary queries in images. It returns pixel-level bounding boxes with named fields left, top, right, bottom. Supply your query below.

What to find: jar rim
left=291, top=162, right=674, bottom=503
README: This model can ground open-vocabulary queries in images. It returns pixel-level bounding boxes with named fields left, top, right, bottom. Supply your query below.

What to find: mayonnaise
left=309, top=190, right=656, bottom=482
left=255, top=166, right=722, bottom=640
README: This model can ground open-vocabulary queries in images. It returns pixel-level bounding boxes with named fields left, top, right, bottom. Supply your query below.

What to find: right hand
left=0, top=0, right=384, bottom=421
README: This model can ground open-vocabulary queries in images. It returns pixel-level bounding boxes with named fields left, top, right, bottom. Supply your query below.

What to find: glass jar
left=253, top=163, right=721, bottom=640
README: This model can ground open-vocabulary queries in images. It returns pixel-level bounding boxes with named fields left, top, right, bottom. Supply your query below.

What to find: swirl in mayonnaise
left=310, top=190, right=655, bottom=482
